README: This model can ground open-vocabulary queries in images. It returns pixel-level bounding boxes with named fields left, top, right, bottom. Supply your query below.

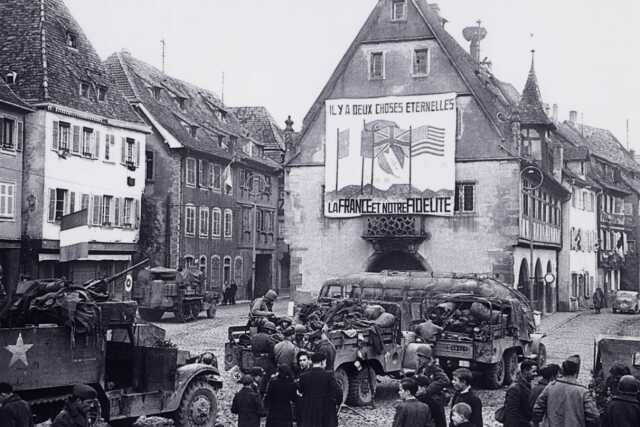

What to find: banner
left=324, top=93, right=457, bottom=218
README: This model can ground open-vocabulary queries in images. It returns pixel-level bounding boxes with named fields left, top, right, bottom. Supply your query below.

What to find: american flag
left=409, top=125, right=446, bottom=157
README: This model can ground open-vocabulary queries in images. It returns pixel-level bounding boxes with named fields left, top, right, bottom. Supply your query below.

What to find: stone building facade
left=106, top=52, right=282, bottom=299
left=284, top=0, right=567, bottom=311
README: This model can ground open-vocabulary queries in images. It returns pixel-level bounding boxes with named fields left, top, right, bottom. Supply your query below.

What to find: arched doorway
left=517, top=259, right=529, bottom=298
left=366, top=250, right=427, bottom=272
left=545, top=261, right=554, bottom=313
left=534, top=259, right=543, bottom=311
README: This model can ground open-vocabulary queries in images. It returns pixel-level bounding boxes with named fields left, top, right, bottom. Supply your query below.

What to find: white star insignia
left=5, top=333, right=34, bottom=367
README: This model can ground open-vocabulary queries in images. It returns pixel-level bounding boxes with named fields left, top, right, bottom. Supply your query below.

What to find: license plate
left=459, top=360, right=471, bottom=367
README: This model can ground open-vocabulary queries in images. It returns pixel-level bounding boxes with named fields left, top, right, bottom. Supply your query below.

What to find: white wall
left=42, top=111, right=146, bottom=243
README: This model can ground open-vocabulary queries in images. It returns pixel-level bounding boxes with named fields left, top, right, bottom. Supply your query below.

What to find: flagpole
left=335, top=128, right=340, bottom=192
left=361, top=120, right=365, bottom=194
left=409, top=125, right=412, bottom=194
left=370, top=125, right=375, bottom=195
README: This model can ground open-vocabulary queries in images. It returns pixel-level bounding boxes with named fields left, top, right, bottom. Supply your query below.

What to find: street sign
left=522, top=165, right=543, bottom=190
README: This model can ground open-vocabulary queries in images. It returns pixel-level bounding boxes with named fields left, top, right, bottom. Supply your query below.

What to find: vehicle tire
left=484, top=357, right=506, bottom=389
left=206, top=304, right=217, bottom=319
left=334, top=367, right=349, bottom=404
left=191, top=302, right=203, bottom=320
left=347, top=366, right=376, bottom=406
left=138, top=308, right=164, bottom=322
left=536, top=343, right=547, bottom=368
left=503, top=350, right=519, bottom=386
left=175, top=379, right=218, bottom=427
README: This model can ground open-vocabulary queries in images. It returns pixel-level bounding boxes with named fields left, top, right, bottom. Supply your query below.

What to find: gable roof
left=518, top=53, right=554, bottom=127
left=299, top=0, right=515, bottom=151
left=553, top=122, right=589, bottom=161
left=0, top=0, right=143, bottom=124
left=562, top=120, right=640, bottom=173
left=105, top=51, right=280, bottom=170
left=0, top=79, right=33, bottom=112
left=229, top=106, right=285, bottom=152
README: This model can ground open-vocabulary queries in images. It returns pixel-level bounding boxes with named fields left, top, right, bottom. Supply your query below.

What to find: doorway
left=254, top=254, right=272, bottom=298
left=366, top=250, right=427, bottom=272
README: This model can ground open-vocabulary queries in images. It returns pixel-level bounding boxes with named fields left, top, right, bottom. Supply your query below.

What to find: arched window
left=224, top=209, right=233, bottom=238
left=234, top=256, right=243, bottom=285
left=210, top=255, right=221, bottom=288
left=199, top=255, right=207, bottom=288
left=223, top=256, right=232, bottom=284
left=211, top=208, right=221, bottom=238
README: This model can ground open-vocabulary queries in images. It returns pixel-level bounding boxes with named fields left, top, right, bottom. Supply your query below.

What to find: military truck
left=134, top=266, right=220, bottom=322
left=317, top=271, right=546, bottom=389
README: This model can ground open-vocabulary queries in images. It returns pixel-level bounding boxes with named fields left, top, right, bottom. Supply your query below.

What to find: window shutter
left=87, top=194, right=93, bottom=225
left=94, top=131, right=100, bottom=158
left=69, top=192, right=75, bottom=213
left=134, top=199, right=140, bottom=228
left=48, top=189, right=56, bottom=222
left=52, top=121, right=59, bottom=150
left=136, top=140, right=140, bottom=166
left=15, top=121, right=23, bottom=151
left=121, top=137, right=126, bottom=163
left=114, top=197, right=120, bottom=226
left=92, top=195, right=102, bottom=226
left=73, top=126, right=80, bottom=152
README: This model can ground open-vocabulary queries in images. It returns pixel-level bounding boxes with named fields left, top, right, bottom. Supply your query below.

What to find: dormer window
left=177, top=97, right=187, bottom=110
left=4, top=72, right=17, bottom=85
left=218, top=135, right=226, bottom=148
left=391, top=0, right=407, bottom=21
left=97, top=86, right=107, bottom=101
left=80, top=82, right=90, bottom=98
left=520, top=128, right=542, bottom=160
left=152, top=86, right=162, bottom=100
left=190, top=125, right=198, bottom=138
left=66, top=32, right=78, bottom=49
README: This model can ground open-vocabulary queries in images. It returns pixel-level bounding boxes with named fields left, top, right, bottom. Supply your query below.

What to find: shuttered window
left=0, top=182, right=15, bottom=218
left=92, top=195, right=102, bottom=226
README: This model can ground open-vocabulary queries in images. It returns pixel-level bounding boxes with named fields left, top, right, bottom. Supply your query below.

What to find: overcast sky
left=65, top=0, right=640, bottom=150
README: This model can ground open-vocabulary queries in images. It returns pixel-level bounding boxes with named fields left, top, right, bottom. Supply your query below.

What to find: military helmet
left=415, top=343, right=433, bottom=358
left=262, top=321, right=277, bottom=332
left=264, top=289, right=278, bottom=301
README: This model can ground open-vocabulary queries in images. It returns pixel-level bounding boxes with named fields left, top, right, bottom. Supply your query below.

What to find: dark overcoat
left=264, top=375, right=298, bottom=427
left=602, top=394, right=640, bottom=427
left=0, top=394, right=34, bottom=427
left=298, top=367, right=341, bottom=427
left=231, top=385, right=266, bottom=427
left=504, top=375, right=533, bottom=427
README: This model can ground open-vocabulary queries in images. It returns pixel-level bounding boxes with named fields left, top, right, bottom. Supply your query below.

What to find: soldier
left=414, top=344, right=451, bottom=410
left=309, top=327, right=336, bottom=371
left=51, top=384, right=98, bottom=427
left=250, top=289, right=278, bottom=321
left=251, top=321, right=278, bottom=378
left=0, top=382, right=33, bottom=427
left=274, top=326, right=298, bottom=373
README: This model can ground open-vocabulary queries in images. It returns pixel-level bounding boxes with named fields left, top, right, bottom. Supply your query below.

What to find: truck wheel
left=175, top=379, right=218, bottom=427
left=504, top=350, right=519, bottom=386
left=334, top=367, right=349, bottom=404
left=347, top=366, right=376, bottom=406
left=484, top=356, right=506, bottom=389
left=206, top=305, right=217, bottom=319
left=138, top=308, right=164, bottom=322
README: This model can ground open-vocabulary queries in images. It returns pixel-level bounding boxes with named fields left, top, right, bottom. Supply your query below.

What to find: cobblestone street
left=156, top=304, right=640, bottom=427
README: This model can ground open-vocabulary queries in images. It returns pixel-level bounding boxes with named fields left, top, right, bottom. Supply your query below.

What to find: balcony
left=600, top=211, right=626, bottom=227
left=362, top=216, right=428, bottom=253
left=599, top=250, right=625, bottom=269
left=520, top=217, right=561, bottom=246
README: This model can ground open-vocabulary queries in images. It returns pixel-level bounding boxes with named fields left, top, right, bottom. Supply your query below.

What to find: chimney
left=544, top=103, right=550, bottom=118
left=552, top=103, right=558, bottom=122
left=552, top=143, right=564, bottom=182
left=284, top=115, right=295, bottom=156
left=462, top=21, right=487, bottom=64
left=429, top=3, right=448, bottom=28
left=569, top=110, right=578, bottom=124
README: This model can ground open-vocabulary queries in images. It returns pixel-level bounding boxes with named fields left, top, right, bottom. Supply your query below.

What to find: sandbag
left=470, top=301, right=491, bottom=321
left=374, top=312, right=396, bottom=328
left=364, top=304, right=385, bottom=320
left=415, top=319, right=444, bottom=341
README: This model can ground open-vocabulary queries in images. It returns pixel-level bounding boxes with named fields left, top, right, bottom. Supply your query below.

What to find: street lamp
left=244, top=173, right=268, bottom=301
left=521, top=165, right=543, bottom=311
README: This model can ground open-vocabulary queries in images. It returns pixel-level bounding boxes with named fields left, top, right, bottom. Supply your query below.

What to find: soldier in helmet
left=251, top=321, right=277, bottom=378
left=415, top=344, right=452, bottom=412
left=250, top=289, right=278, bottom=322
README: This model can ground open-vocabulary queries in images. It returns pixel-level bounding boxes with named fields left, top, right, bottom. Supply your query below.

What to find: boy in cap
left=415, top=376, right=446, bottom=427
left=231, top=375, right=267, bottom=427
left=52, top=384, right=97, bottom=427
left=450, top=402, right=474, bottom=427
left=0, top=382, right=33, bottom=427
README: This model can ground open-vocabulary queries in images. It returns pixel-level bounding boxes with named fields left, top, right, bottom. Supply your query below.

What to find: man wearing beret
left=52, top=384, right=98, bottom=427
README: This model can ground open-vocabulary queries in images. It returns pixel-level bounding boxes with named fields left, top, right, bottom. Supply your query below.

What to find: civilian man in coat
left=392, top=378, right=433, bottom=427
left=231, top=375, right=267, bottom=427
left=264, top=364, right=298, bottom=427
left=532, top=356, right=600, bottom=427
left=297, top=352, right=342, bottom=427
left=601, top=375, right=640, bottom=427
left=503, top=359, right=537, bottom=427
left=0, top=383, right=33, bottom=427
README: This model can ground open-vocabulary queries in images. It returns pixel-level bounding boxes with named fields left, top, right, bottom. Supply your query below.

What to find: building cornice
left=35, top=102, right=151, bottom=133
